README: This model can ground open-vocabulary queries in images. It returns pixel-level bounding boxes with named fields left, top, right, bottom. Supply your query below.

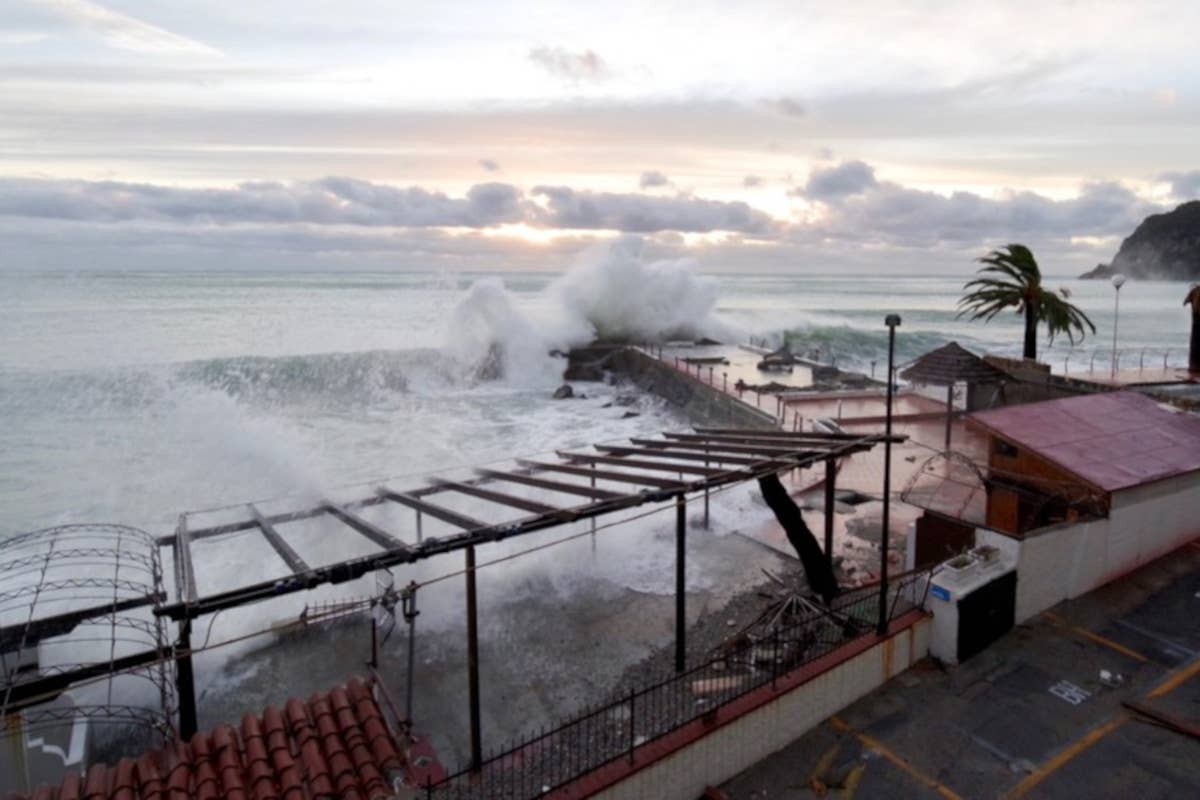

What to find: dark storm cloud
left=0, top=176, right=775, bottom=235
left=804, top=178, right=1161, bottom=248
left=530, top=186, right=776, bottom=234
left=799, top=160, right=878, bottom=199
left=0, top=177, right=527, bottom=228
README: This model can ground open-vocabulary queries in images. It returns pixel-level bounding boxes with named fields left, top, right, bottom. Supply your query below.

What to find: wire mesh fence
left=426, top=568, right=931, bottom=799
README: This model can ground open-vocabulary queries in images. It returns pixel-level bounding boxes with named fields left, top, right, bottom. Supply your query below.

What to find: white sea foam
left=443, top=236, right=730, bottom=385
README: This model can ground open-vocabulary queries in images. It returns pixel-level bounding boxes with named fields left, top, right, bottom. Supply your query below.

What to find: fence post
left=628, top=687, right=636, bottom=764
left=675, top=495, right=687, bottom=673
left=771, top=626, right=780, bottom=689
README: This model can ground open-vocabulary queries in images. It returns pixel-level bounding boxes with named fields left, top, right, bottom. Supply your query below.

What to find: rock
left=552, top=384, right=574, bottom=399
left=1078, top=262, right=1116, bottom=280
left=613, top=394, right=639, bottom=406
left=1098, top=200, right=1200, bottom=281
left=621, top=410, right=640, bottom=418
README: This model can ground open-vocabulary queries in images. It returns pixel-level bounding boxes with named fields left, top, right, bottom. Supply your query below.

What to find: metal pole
left=176, top=619, right=198, bottom=739
left=879, top=315, right=900, bottom=635
left=945, top=383, right=953, bottom=451
left=403, top=582, right=419, bottom=725
left=1111, top=288, right=1120, bottom=378
left=465, top=546, right=482, bottom=772
left=675, top=495, right=687, bottom=673
left=824, top=458, right=836, bottom=570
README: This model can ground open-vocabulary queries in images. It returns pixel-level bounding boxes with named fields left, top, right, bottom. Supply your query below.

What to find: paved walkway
left=721, top=540, right=1200, bottom=799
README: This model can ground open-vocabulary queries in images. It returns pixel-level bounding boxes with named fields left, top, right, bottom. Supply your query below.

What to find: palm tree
left=957, top=244, right=1095, bottom=361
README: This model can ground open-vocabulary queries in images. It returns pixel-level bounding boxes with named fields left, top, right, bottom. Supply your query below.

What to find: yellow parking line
left=840, top=762, right=866, bottom=798
left=830, top=716, right=962, bottom=800
left=1041, top=611, right=1149, bottom=663
left=1147, top=656, right=1200, bottom=698
left=1004, top=716, right=1126, bottom=799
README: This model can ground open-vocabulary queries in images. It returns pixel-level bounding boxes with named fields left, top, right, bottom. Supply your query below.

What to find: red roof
left=969, top=391, right=1200, bottom=492
left=14, top=678, right=439, bottom=800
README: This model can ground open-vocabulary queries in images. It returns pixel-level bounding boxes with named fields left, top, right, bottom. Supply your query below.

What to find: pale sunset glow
left=1, top=0, right=1197, bottom=273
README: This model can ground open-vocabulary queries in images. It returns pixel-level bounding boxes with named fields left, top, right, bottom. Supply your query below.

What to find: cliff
left=1083, top=201, right=1200, bottom=280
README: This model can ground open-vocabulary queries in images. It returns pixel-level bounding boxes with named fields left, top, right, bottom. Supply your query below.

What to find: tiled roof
left=14, top=678, right=432, bottom=800
left=969, top=391, right=1200, bottom=492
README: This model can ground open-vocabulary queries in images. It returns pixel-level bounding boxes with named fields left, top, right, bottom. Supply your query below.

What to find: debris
left=552, top=384, right=574, bottom=399
left=1099, top=669, right=1126, bottom=688
left=621, top=410, right=640, bottom=418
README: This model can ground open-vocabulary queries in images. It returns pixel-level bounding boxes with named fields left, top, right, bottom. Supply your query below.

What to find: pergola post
left=175, top=619, right=198, bottom=739
left=465, top=545, right=482, bottom=772
left=945, top=383, right=954, bottom=451
left=824, top=458, right=836, bottom=569
left=675, top=495, right=687, bottom=673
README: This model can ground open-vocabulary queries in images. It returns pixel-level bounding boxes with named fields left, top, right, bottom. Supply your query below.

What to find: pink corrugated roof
left=969, top=391, right=1200, bottom=493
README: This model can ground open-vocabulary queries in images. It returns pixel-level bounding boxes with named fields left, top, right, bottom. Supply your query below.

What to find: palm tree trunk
left=1023, top=306, right=1037, bottom=360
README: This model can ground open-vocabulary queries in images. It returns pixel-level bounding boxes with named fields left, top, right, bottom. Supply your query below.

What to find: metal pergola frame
left=3, top=429, right=898, bottom=775
left=154, top=427, right=898, bottom=770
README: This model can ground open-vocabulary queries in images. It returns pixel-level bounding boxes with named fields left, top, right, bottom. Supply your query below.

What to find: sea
left=2, top=252, right=1192, bottom=538
left=1, top=246, right=1194, bottom=757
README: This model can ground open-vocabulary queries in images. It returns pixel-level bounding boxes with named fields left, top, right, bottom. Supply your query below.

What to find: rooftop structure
left=970, top=390, right=1200, bottom=494
left=10, top=677, right=428, bottom=800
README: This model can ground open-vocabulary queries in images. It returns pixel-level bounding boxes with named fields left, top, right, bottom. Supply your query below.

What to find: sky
left=1, top=0, right=1198, bottom=274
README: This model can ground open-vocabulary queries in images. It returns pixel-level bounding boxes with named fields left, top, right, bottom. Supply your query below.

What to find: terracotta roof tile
left=11, top=678, right=419, bottom=800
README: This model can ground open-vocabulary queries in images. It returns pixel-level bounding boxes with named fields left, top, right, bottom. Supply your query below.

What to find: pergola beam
left=377, top=488, right=487, bottom=532
left=517, top=459, right=687, bottom=490
left=250, top=504, right=310, bottom=574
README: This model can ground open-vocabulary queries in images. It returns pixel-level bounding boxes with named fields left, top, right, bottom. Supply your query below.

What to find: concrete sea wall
left=568, top=346, right=777, bottom=430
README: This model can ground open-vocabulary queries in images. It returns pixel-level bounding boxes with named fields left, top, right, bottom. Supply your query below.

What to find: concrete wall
left=606, top=348, right=778, bottom=429
left=974, top=472, right=1200, bottom=622
left=586, top=617, right=930, bottom=800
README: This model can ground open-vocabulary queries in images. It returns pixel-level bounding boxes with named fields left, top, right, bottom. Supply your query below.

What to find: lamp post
left=1110, top=273, right=1126, bottom=378
left=878, top=313, right=901, bottom=635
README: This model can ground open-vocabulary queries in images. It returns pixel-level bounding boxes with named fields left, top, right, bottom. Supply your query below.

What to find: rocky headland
left=1081, top=200, right=1200, bottom=281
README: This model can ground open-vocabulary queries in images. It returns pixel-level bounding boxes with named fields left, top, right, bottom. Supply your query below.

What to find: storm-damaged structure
left=2, top=425, right=928, bottom=798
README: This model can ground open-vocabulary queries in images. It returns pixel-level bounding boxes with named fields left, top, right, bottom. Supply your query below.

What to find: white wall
left=1108, top=472, right=1200, bottom=577
left=590, top=618, right=930, bottom=800
left=974, top=472, right=1200, bottom=623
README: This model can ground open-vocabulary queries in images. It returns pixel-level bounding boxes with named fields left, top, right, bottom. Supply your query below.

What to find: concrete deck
left=721, top=539, right=1200, bottom=799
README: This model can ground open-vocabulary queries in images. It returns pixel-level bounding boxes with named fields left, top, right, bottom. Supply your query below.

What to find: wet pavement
left=721, top=539, right=1200, bottom=799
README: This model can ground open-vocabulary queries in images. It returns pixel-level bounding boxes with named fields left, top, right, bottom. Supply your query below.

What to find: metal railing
left=425, top=568, right=931, bottom=799
left=1058, top=346, right=1181, bottom=377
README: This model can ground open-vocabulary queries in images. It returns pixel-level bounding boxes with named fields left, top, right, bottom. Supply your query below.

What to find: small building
left=961, top=391, right=1200, bottom=622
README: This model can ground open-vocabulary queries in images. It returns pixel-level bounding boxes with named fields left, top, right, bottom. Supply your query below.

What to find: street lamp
left=1110, top=273, right=1127, bottom=378
left=878, top=313, right=901, bottom=635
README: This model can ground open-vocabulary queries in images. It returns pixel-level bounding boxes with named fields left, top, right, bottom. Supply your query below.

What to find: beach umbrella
left=900, top=341, right=1007, bottom=450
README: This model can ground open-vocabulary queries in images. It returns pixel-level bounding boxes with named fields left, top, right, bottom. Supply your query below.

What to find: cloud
left=1160, top=171, right=1200, bottom=200
left=800, top=160, right=878, bottom=200
left=743, top=175, right=763, bottom=188
left=768, top=97, right=806, bottom=117
left=639, top=170, right=670, bottom=189
left=531, top=186, right=776, bottom=234
left=479, top=158, right=501, bottom=172
left=0, top=176, right=776, bottom=235
left=0, top=176, right=526, bottom=228
left=34, top=0, right=221, bottom=56
left=528, top=46, right=610, bottom=82
left=801, top=176, right=1160, bottom=249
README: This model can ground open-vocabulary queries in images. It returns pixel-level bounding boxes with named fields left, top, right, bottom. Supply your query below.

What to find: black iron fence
left=425, top=569, right=931, bottom=799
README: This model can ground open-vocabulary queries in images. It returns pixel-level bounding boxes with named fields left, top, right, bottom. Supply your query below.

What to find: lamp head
left=1111, top=273, right=1127, bottom=289
left=885, top=314, right=902, bottom=328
